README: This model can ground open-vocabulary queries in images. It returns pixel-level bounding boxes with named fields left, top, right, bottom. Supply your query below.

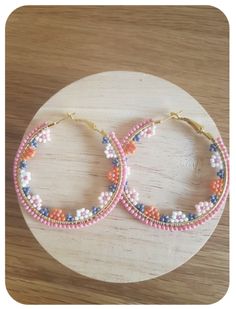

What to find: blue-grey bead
left=102, top=136, right=109, bottom=144
left=22, top=186, right=30, bottom=196
left=209, top=143, right=218, bottom=152
left=20, top=160, right=27, bottom=169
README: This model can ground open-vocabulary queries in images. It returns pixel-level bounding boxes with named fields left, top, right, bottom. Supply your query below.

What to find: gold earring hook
left=155, top=111, right=214, bottom=141
left=154, top=111, right=183, bottom=124
left=48, top=112, right=76, bottom=127
left=73, top=117, right=107, bottom=136
left=48, top=112, right=107, bottom=136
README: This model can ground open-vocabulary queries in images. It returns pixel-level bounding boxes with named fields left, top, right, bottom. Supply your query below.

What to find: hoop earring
left=13, top=113, right=127, bottom=229
left=120, top=112, right=229, bottom=231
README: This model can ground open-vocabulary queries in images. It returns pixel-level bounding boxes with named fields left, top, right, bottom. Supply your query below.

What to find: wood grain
left=6, top=6, right=229, bottom=304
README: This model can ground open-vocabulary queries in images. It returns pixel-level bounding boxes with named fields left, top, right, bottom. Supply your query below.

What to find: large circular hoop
left=120, top=115, right=229, bottom=231
left=13, top=117, right=127, bottom=229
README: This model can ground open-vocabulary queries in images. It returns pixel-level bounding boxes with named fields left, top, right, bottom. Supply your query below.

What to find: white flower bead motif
left=210, top=151, right=223, bottom=169
left=36, top=128, right=51, bottom=144
left=140, top=125, right=156, bottom=138
left=195, top=201, right=213, bottom=216
left=104, top=143, right=117, bottom=159
left=125, top=188, right=139, bottom=205
left=170, top=211, right=188, bottom=223
left=20, top=170, right=31, bottom=187
left=98, top=191, right=113, bottom=207
left=75, top=208, right=91, bottom=220
left=29, top=194, right=42, bottom=210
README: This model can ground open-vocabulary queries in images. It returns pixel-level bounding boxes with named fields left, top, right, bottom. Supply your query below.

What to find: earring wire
left=48, top=112, right=106, bottom=136
left=154, top=111, right=214, bottom=141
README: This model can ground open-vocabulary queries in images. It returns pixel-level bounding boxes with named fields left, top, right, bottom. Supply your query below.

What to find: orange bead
left=210, top=179, right=224, bottom=196
left=107, top=167, right=120, bottom=184
left=49, top=208, right=66, bottom=221
left=144, top=206, right=160, bottom=220
left=124, top=141, right=136, bottom=155
left=22, top=147, right=36, bottom=160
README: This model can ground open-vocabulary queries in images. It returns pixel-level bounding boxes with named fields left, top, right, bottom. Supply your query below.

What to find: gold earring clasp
left=155, top=111, right=214, bottom=141
left=74, top=117, right=107, bottom=136
left=154, top=111, right=183, bottom=124
left=48, top=112, right=107, bottom=136
left=48, top=112, right=76, bottom=127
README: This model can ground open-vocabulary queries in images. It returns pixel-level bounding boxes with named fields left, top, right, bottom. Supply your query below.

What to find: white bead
left=172, top=211, right=177, bottom=217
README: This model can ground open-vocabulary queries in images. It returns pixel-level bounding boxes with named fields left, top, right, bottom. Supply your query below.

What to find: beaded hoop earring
left=120, top=112, right=229, bottom=231
left=13, top=113, right=127, bottom=229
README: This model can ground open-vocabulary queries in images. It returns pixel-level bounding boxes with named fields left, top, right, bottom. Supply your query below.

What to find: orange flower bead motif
left=107, top=167, right=119, bottom=184
left=144, top=206, right=160, bottom=221
left=22, top=147, right=36, bottom=160
left=124, top=141, right=136, bottom=155
left=210, top=179, right=224, bottom=196
left=49, top=208, right=66, bottom=221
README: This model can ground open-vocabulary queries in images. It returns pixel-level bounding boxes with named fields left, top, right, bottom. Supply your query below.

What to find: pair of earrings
left=13, top=112, right=229, bottom=231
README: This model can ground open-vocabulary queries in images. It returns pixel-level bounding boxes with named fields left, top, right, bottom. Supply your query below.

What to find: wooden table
left=6, top=6, right=229, bottom=304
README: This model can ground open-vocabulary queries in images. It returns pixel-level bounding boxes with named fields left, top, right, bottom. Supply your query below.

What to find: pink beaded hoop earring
left=13, top=113, right=127, bottom=229
left=120, top=112, right=229, bottom=231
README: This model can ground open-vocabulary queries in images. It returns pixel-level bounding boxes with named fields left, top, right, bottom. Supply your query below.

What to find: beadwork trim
left=120, top=120, right=229, bottom=231
left=13, top=123, right=127, bottom=228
